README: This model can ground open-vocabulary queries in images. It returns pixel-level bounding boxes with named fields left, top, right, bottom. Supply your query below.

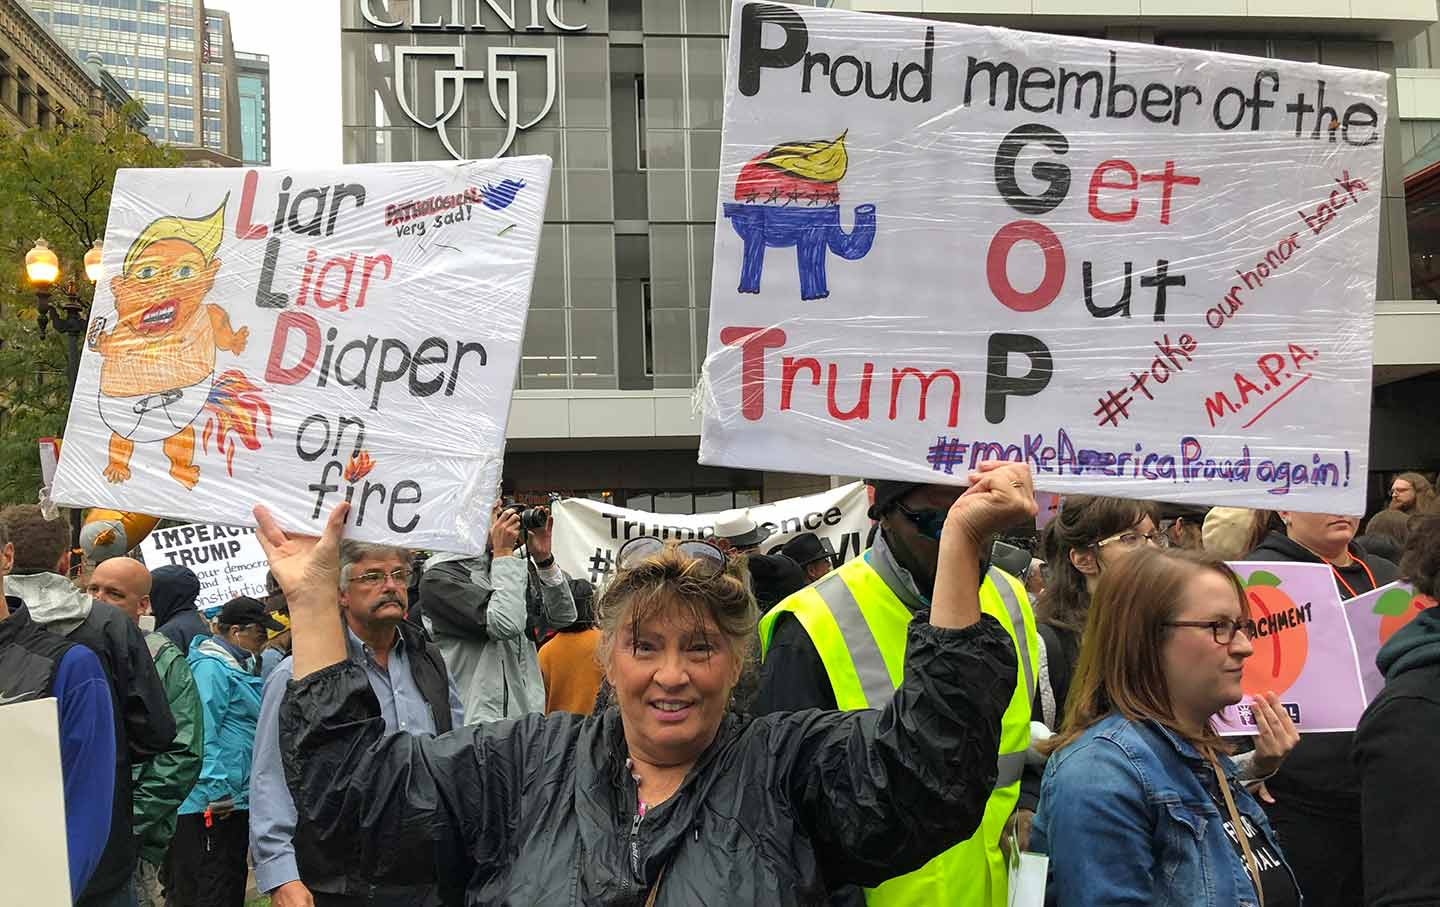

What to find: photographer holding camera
left=419, top=500, right=576, bottom=725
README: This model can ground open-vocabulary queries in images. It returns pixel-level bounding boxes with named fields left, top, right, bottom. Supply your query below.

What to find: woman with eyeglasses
left=252, top=461, right=1032, bottom=905
left=1243, top=510, right=1401, bottom=907
left=1030, top=548, right=1302, bottom=906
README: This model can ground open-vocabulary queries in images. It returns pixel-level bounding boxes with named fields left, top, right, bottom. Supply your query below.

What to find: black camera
left=503, top=503, right=549, bottom=532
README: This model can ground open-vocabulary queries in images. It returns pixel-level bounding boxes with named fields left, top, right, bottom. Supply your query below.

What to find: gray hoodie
left=6, top=572, right=93, bottom=635
left=419, top=551, right=575, bottom=724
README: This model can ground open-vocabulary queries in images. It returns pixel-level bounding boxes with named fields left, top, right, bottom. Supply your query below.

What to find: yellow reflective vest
left=759, top=549, right=1038, bottom=907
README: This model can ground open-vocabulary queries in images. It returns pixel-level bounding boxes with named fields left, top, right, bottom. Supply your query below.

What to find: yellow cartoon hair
left=122, top=194, right=228, bottom=276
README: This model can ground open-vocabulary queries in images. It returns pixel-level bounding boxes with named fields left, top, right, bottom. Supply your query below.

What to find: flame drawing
left=344, top=450, right=376, bottom=483
left=201, top=369, right=272, bottom=477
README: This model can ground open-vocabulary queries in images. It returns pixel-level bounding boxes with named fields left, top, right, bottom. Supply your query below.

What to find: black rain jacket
left=281, top=616, right=1016, bottom=905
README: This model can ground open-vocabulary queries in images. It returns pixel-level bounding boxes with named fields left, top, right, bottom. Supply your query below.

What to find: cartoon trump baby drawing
left=91, top=197, right=260, bottom=489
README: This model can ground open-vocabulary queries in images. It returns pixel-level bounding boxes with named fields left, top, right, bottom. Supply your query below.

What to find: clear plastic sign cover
left=52, top=159, right=552, bottom=554
left=699, top=1, right=1388, bottom=512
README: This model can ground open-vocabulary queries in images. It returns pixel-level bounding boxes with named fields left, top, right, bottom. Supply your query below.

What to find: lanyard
left=1292, top=541, right=1376, bottom=598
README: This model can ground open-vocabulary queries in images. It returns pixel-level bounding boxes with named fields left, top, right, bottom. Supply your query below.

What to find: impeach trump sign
left=52, top=159, right=551, bottom=554
left=699, top=1, right=1387, bottom=512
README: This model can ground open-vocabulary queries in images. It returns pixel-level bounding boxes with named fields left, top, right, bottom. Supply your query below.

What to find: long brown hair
left=1394, top=472, right=1438, bottom=514
left=1042, top=547, right=1250, bottom=757
left=1037, top=496, right=1156, bottom=635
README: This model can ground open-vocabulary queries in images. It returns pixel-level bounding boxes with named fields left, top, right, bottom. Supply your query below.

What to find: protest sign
left=51, top=159, right=551, bottom=554
left=552, top=482, right=871, bottom=585
left=1216, top=561, right=1368, bottom=735
left=0, top=699, right=71, bottom=907
left=1345, top=581, right=1437, bottom=701
left=699, top=1, right=1387, bottom=513
left=139, top=522, right=271, bottom=615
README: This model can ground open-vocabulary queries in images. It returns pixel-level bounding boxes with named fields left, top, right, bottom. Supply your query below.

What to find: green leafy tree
left=0, top=105, right=182, bottom=503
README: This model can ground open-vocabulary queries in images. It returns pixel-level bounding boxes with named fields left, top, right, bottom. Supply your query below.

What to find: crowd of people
left=0, top=467, right=1437, bottom=905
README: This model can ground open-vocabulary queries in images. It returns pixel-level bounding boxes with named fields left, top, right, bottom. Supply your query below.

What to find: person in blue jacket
left=1031, top=547, right=1301, bottom=906
left=165, top=596, right=278, bottom=907
left=0, top=520, right=115, bottom=902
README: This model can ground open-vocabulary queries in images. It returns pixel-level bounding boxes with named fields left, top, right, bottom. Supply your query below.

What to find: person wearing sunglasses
left=254, top=460, right=1032, bottom=905
left=420, top=500, right=576, bottom=725
left=249, top=541, right=463, bottom=907
left=1031, top=548, right=1302, bottom=906
left=754, top=477, right=1039, bottom=907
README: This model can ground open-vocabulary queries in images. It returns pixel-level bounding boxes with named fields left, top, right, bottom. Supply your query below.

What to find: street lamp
left=23, top=237, right=101, bottom=573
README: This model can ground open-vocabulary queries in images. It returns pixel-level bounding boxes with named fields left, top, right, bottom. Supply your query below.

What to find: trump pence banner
left=699, top=1, right=1387, bottom=512
left=1216, top=562, right=1368, bottom=735
left=52, top=160, right=551, bottom=554
left=552, top=482, right=871, bottom=586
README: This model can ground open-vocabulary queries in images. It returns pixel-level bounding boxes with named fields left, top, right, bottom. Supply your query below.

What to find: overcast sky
left=222, top=1, right=343, bottom=168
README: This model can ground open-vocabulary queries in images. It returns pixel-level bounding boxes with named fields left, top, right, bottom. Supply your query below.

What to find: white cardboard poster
left=139, top=522, right=271, bottom=614
left=700, top=1, right=1387, bottom=513
left=0, top=698, right=71, bottom=907
left=52, top=159, right=551, bottom=554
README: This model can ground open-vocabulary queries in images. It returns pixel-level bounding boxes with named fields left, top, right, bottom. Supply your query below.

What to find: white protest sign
left=139, top=523, right=270, bottom=614
left=52, top=159, right=551, bottom=554
left=699, top=2, right=1386, bottom=513
left=0, top=699, right=71, bottom=907
left=552, top=482, right=872, bottom=586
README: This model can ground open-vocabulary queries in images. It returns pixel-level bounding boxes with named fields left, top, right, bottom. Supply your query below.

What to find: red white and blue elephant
left=722, top=202, right=877, bottom=301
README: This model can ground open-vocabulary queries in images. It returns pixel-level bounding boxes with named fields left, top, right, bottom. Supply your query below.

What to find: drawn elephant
left=721, top=202, right=877, bottom=301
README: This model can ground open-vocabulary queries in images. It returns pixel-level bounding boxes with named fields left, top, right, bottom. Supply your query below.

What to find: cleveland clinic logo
left=360, top=1, right=587, bottom=160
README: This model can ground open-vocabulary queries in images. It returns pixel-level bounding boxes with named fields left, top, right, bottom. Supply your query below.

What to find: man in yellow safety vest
left=756, top=479, right=1039, bottom=907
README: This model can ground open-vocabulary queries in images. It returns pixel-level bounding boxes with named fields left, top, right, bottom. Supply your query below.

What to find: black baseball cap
left=215, top=596, right=285, bottom=631
left=866, top=479, right=926, bottom=520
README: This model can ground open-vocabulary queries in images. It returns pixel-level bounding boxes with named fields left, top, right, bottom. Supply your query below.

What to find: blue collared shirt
left=248, top=626, right=463, bottom=894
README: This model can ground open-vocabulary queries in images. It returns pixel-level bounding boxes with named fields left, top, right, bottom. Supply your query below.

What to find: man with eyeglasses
left=249, top=541, right=463, bottom=907
left=755, top=479, right=1039, bottom=907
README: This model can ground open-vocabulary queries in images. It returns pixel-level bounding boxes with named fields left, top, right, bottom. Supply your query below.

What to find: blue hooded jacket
left=181, top=635, right=262, bottom=814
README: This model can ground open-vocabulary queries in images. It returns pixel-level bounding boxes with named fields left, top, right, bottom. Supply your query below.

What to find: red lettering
left=266, top=311, right=320, bottom=384
left=1257, top=353, right=1286, bottom=388
left=986, top=220, right=1066, bottom=313
left=1087, top=159, right=1139, bottom=222
left=889, top=367, right=961, bottom=427
left=314, top=254, right=357, bottom=311
left=236, top=169, right=269, bottom=240
left=355, top=254, right=392, bottom=310
left=826, top=363, right=872, bottom=421
left=1288, top=343, right=1318, bottom=369
left=720, top=326, right=787, bottom=421
left=781, top=356, right=821, bottom=411
left=1204, top=390, right=1237, bottom=427
left=1139, top=160, right=1201, bottom=225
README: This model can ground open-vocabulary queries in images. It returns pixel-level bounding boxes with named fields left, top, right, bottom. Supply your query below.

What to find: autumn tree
left=0, top=105, right=182, bottom=502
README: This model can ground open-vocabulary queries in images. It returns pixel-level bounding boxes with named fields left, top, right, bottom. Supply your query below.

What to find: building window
left=635, top=75, right=647, bottom=170
left=641, top=279, right=654, bottom=376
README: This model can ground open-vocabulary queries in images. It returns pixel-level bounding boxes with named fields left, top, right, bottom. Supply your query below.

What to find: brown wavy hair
left=1393, top=472, right=1438, bottom=514
left=1037, top=496, right=1156, bottom=635
left=1401, top=513, right=1440, bottom=599
left=1042, top=547, right=1250, bottom=758
left=595, top=544, right=759, bottom=675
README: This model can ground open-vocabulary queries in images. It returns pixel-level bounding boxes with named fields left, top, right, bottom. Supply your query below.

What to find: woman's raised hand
left=946, top=461, right=1039, bottom=548
left=253, top=502, right=349, bottom=609
left=253, top=503, right=351, bottom=678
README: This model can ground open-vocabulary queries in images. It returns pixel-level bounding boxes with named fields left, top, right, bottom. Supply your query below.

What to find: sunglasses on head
left=616, top=537, right=727, bottom=573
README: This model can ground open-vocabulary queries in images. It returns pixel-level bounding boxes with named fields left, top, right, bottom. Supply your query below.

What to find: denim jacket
left=1031, top=713, right=1301, bottom=906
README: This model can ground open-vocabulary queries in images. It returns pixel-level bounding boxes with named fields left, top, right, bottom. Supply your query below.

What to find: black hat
left=215, top=596, right=285, bottom=632
left=781, top=532, right=836, bottom=568
left=747, top=554, right=807, bottom=612
left=866, top=479, right=926, bottom=520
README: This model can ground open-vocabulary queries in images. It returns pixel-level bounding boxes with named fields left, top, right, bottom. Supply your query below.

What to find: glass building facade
left=25, top=0, right=255, bottom=159
left=341, top=0, right=812, bottom=506
left=236, top=49, right=267, bottom=164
